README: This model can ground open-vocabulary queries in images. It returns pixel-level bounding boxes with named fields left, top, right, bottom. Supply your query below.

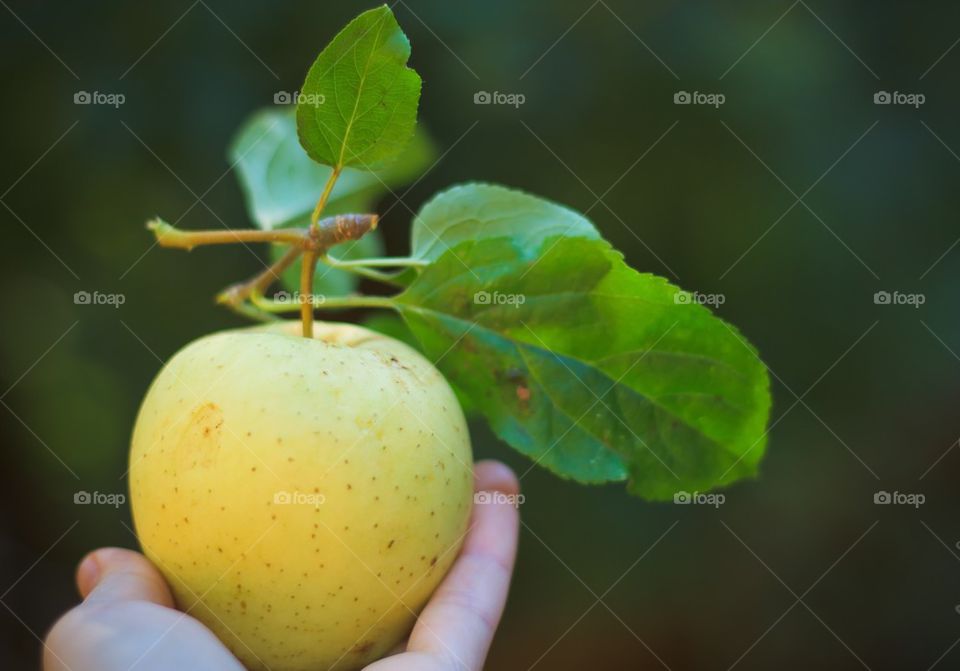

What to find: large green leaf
left=296, top=5, right=421, bottom=170
left=228, top=107, right=434, bottom=230
left=411, top=183, right=601, bottom=262
left=394, top=236, right=771, bottom=500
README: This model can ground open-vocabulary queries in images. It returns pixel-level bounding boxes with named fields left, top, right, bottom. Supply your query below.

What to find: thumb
left=77, top=547, right=175, bottom=608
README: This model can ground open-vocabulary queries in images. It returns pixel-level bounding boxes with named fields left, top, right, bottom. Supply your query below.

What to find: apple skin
left=129, top=320, right=473, bottom=671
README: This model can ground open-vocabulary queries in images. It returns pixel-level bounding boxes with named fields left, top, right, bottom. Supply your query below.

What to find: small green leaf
left=411, top=183, right=601, bottom=262
left=229, top=107, right=435, bottom=230
left=296, top=5, right=421, bottom=170
left=229, top=107, right=434, bottom=297
left=394, top=236, right=771, bottom=500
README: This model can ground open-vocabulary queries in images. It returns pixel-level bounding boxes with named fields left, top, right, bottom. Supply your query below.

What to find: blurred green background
left=3, top=1, right=960, bottom=669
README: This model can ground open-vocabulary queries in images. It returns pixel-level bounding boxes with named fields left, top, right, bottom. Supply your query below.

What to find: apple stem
left=149, top=214, right=378, bottom=253
left=252, top=293, right=397, bottom=313
left=310, top=167, right=341, bottom=231
left=325, top=255, right=428, bottom=268
left=300, top=249, right=318, bottom=338
left=148, top=219, right=305, bottom=248
left=320, top=254, right=405, bottom=285
left=217, top=245, right=304, bottom=307
left=149, top=209, right=399, bottom=328
left=223, top=300, right=280, bottom=323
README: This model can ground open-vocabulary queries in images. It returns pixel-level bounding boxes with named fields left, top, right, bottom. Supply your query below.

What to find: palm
left=44, top=461, right=519, bottom=671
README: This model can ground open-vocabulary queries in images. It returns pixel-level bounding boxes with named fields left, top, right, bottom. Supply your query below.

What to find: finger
left=473, top=460, right=520, bottom=497
left=406, top=460, right=520, bottom=670
left=77, top=547, right=175, bottom=608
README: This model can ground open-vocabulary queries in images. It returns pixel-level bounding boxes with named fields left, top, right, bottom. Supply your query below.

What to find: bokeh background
left=2, top=1, right=960, bottom=669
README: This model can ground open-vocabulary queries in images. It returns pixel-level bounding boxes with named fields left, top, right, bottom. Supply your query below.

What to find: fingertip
left=77, top=548, right=146, bottom=594
left=474, top=460, right=520, bottom=496
left=75, top=552, right=101, bottom=598
left=77, top=548, right=137, bottom=596
left=78, top=547, right=175, bottom=608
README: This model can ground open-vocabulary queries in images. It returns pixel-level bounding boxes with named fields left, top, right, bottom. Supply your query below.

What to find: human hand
left=43, top=460, right=520, bottom=671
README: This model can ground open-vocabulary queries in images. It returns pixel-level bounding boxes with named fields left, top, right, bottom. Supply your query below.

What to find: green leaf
left=229, top=107, right=435, bottom=230
left=229, top=107, right=434, bottom=297
left=393, top=236, right=772, bottom=500
left=411, top=183, right=601, bottom=262
left=296, top=5, right=421, bottom=170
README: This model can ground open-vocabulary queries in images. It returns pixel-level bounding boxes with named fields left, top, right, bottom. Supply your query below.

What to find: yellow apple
left=129, top=320, right=473, bottom=670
